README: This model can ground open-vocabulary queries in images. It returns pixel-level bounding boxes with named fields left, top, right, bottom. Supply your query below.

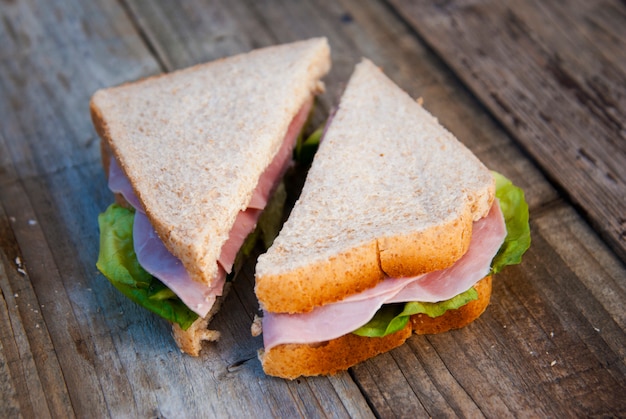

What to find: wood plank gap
left=347, top=368, right=384, bottom=418
left=117, top=0, right=169, bottom=72
left=237, top=0, right=281, bottom=46
left=413, top=338, right=486, bottom=417
left=530, top=197, right=566, bottom=219
left=0, top=264, right=40, bottom=418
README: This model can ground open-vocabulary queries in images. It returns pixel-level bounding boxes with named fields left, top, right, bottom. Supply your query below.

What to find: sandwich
left=92, top=38, right=331, bottom=355
left=253, top=59, right=530, bottom=379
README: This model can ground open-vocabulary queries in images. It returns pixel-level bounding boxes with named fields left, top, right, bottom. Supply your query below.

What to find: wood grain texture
left=1, top=0, right=625, bottom=417
left=388, top=0, right=626, bottom=263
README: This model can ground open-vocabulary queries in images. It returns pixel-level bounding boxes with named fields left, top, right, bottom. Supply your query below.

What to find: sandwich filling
left=262, top=202, right=505, bottom=349
left=99, top=98, right=313, bottom=320
left=261, top=172, right=529, bottom=349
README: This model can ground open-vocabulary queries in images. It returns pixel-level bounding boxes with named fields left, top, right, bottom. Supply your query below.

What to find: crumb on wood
left=251, top=315, right=262, bottom=337
left=14, top=257, right=26, bottom=275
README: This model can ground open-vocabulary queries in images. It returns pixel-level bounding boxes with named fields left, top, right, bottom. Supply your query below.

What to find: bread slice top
left=91, top=38, right=331, bottom=288
left=255, top=59, right=494, bottom=314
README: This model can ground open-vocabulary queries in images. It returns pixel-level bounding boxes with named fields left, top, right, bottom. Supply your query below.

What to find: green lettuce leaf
left=352, top=287, right=478, bottom=337
left=490, top=171, right=531, bottom=274
left=97, top=181, right=288, bottom=327
left=257, top=181, right=287, bottom=250
left=294, top=127, right=323, bottom=164
left=96, top=204, right=199, bottom=330
left=352, top=172, right=530, bottom=338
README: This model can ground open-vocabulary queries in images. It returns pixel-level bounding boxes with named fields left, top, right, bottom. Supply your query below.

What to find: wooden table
left=1, top=0, right=624, bottom=417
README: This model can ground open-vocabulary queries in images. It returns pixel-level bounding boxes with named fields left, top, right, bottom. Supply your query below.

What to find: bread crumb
left=251, top=315, right=263, bottom=337
left=15, top=257, right=26, bottom=276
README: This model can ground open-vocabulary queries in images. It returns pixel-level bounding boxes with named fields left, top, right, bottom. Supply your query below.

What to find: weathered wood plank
left=0, top=180, right=79, bottom=418
left=124, top=0, right=278, bottom=70
left=0, top=332, right=22, bottom=419
left=388, top=0, right=626, bottom=262
left=2, top=0, right=625, bottom=417
left=0, top=206, right=40, bottom=419
left=0, top=0, right=160, bottom=180
left=532, top=205, right=626, bottom=380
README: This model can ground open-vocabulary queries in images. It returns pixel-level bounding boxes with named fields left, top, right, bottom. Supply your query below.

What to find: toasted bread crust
left=378, top=212, right=474, bottom=278
left=256, top=240, right=384, bottom=313
left=171, top=317, right=220, bottom=356
left=261, top=276, right=492, bottom=378
left=411, top=275, right=492, bottom=334
left=260, top=321, right=412, bottom=379
left=171, top=283, right=232, bottom=356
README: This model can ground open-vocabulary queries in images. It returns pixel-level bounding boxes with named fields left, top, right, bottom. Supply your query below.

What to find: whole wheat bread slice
left=91, top=38, right=331, bottom=291
left=255, top=59, right=494, bottom=314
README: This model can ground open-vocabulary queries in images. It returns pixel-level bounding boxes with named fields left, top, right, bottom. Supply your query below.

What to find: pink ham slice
left=387, top=202, right=506, bottom=304
left=216, top=208, right=261, bottom=275
left=262, top=201, right=507, bottom=350
left=133, top=211, right=226, bottom=314
left=108, top=155, right=143, bottom=210
left=107, top=98, right=312, bottom=317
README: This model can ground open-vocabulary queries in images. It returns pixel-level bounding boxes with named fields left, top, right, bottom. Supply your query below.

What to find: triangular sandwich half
left=254, top=59, right=529, bottom=378
left=92, top=38, right=331, bottom=355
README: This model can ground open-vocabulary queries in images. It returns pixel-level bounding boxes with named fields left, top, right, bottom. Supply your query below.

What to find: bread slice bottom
left=260, top=322, right=413, bottom=380
left=171, top=283, right=232, bottom=355
left=260, top=275, right=492, bottom=379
